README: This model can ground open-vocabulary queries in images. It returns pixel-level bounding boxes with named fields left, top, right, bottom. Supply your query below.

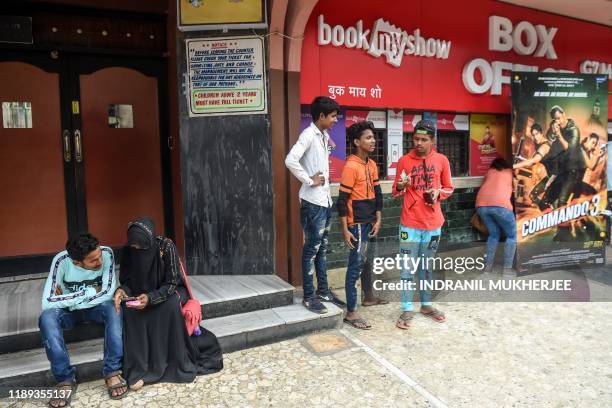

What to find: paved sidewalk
left=5, top=301, right=612, bottom=408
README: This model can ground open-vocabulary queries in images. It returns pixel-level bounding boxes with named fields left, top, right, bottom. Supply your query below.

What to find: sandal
left=343, top=317, right=372, bottom=330
left=396, top=313, right=414, bottom=330
left=48, top=381, right=76, bottom=408
left=421, top=308, right=446, bottom=323
left=105, top=374, right=128, bottom=400
left=362, top=298, right=389, bottom=307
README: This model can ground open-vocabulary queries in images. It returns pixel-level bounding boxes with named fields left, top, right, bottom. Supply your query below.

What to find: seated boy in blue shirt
left=39, top=233, right=127, bottom=407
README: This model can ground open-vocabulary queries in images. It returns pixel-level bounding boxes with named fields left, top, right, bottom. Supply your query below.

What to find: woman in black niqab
left=125, top=218, right=163, bottom=295
left=117, top=217, right=223, bottom=390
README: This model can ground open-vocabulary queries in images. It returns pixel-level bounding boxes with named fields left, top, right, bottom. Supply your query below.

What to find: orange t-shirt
left=391, top=150, right=454, bottom=230
left=475, top=168, right=513, bottom=210
left=338, top=155, right=380, bottom=226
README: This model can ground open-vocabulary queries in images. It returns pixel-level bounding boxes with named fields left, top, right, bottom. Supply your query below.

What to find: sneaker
left=317, top=290, right=347, bottom=307
left=302, top=297, right=328, bottom=314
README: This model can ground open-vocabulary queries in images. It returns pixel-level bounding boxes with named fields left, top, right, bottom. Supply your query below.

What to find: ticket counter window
left=345, top=128, right=387, bottom=178
left=403, top=130, right=469, bottom=177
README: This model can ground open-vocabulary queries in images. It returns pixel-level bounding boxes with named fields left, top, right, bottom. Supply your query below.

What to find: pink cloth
left=476, top=168, right=513, bottom=210
left=179, top=257, right=202, bottom=336
left=182, top=299, right=202, bottom=336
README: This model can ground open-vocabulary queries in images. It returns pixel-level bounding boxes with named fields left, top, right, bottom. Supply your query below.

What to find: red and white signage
left=402, top=113, right=422, bottom=132
left=317, top=15, right=452, bottom=68
left=345, top=110, right=387, bottom=128
left=435, top=113, right=469, bottom=131
left=300, top=0, right=612, bottom=117
left=387, top=110, right=403, bottom=179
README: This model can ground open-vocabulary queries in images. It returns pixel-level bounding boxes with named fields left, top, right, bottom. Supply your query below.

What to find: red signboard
left=402, top=113, right=421, bottom=132
left=345, top=109, right=387, bottom=128
left=300, top=0, right=612, bottom=118
left=344, top=110, right=369, bottom=127
left=436, top=113, right=469, bottom=131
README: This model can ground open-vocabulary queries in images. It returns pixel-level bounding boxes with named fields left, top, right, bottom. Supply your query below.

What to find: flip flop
left=48, top=381, right=76, bottom=408
left=343, top=317, right=372, bottom=330
left=421, top=308, right=446, bottom=323
left=105, top=374, right=128, bottom=400
left=362, top=298, right=389, bottom=307
left=396, top=313, right=414, bottom=330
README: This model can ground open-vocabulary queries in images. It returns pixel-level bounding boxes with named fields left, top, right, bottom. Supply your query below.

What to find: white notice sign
left=186, top=36, right=267, bottom=116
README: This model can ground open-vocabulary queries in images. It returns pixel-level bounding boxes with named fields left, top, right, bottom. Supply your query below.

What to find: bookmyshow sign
left=302, top=0, right=612, bottom=115
left=318, top=14, right=610, bottom=96
left=318, top=15, right=452, bottom=67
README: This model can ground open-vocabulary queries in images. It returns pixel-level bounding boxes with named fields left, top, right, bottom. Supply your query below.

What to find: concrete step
left=0, top=275, right=294, bottom=354
left=195, top=275, right=294, bottom=319
left=0, top=302, right=343, bottom=388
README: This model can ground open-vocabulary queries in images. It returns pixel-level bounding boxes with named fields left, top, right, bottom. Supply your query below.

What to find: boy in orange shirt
left=337, top=121, right=383, bottom=329
left=392, top=120, right=454, bottom=330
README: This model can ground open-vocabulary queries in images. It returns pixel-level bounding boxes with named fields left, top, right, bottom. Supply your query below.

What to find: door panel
left=79, top=67, right=164, bottom=246
left=0, top=62, right=68, bottom=257
left=0, top=55, right=169, bottom=276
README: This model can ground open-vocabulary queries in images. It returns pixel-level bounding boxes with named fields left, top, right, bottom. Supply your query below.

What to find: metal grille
left=437, top=131, right=469, bottom=177
left=345, top=129, right=387, bottom=178
left=403, top=132, right=414, bottom=153
left=403, top=131, right=469, bottom=177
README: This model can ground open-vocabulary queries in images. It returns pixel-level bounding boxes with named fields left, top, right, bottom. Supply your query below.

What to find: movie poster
left=469, top=114, right=508, bottom=176
left=608, top=139, right=612, bottom=191
left=511, top=73, right=608, bottom=272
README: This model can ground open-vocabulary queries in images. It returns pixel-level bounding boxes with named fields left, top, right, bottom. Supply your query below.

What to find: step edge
left=0, top=290, right=295, bottom=339
left=199, top=287, right=293, bottom=305
left=0, top=308, right=343, bottom=380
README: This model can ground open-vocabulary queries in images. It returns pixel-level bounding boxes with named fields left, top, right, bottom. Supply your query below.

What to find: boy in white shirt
left=285, top=96, right=346, bottom=313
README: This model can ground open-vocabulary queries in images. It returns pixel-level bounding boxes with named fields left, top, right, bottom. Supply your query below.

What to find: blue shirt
left=41, top=246, right=117, bottom=311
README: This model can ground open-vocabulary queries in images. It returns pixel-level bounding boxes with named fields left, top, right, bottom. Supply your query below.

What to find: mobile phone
left=126, top=300, right=142, bottom=308
left=424, top=191, right=435, bottom=204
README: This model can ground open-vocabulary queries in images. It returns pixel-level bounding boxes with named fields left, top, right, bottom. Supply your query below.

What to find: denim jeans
left=399, top=225, right=441, bottom=312
left=345, top=223, right=376, bottom=312
left=300, top=199, right=331, bottom=300
left=39, top=300, right=123, bottom=383
left=477, top=206, right=517, bottom=269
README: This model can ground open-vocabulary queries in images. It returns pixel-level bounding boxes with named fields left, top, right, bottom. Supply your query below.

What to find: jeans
left=39, top=300, right=123, bottom=383
left=477, top=206, right=517, bottom=269
left=345, top=223, right=376, bottom=312
left=399, top=225, right=441, bottom=312
left=300, top=200, right=331, bottom=300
